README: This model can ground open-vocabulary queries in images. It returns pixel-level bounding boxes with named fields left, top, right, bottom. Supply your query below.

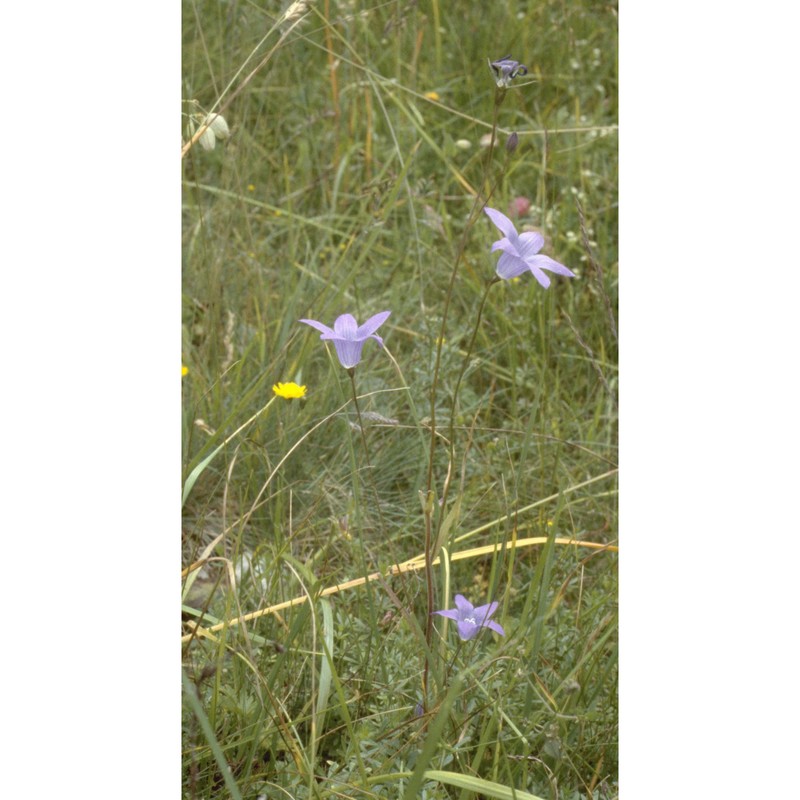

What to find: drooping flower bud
left=204, top=112, right=230, bottom=140
left=198, top=125, right=216, bottom=151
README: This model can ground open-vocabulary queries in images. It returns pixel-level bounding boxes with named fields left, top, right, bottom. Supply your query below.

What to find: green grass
left=182, top=1, right=618, bottom=797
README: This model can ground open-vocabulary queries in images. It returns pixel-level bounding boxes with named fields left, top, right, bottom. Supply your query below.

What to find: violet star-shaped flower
left=488, top=55, right=528, bottom=88
left=299, top=311, right=391, bottom=369
left=433, top=594, right=505, bottom=641
left=484, top=206, right=576, bottom=288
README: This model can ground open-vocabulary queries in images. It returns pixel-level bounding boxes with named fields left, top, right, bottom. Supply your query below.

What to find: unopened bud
left=198, top=126, right=216, bottom=151
left=506, top=131, right=519, bottom=153
left=204, top=112, right=230, bottom=140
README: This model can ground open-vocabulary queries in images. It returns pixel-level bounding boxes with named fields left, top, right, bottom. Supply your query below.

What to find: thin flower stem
left=421, top=86, right=506, bottom=706
left=422, top=497, right=434, bottom=704
left=348, top=369, right=388, bottom=538
left=441, top=277, right=500, bottom=509
left=345, top=368, right=385, bottom=712
left=445, top=638, right=463, bottom=681
left=424, top=89, right=505, bottom=497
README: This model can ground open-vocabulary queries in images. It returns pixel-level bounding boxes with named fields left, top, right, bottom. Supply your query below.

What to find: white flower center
left=465, top=617, right=477, bottom=626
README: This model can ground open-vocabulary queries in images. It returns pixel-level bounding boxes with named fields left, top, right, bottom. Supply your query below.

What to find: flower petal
left=473, top=601, right=498, bottom=623
left=485, top=620, right=505, bottom=636
left=495, top=251, right=532, bottom=280
left=453, top=594, right=474, bottom=613
left=332, top=340, right=364, bottom=369
left=433, top=609, right=460, bottom=621
left=356, top=311, right=391, bottom=339
left=332, top=314, right=359, bottom=339
left=526, top=262, right=552, bottom=288
left=527, top=254, right=575, bottom=278
left=273, top=382, right=307, bottom=399
left=484, top=207, right=519, bottom=243
left=490, top=236, right=517, bottom=256
left=516, top=231, right=545, bottom=258
left=299, top=318, right=335, bottom=337
left=457, top=620, right=480, bottom=640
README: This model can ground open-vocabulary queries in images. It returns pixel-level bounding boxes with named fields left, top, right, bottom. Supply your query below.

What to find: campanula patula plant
left=182, top=5, right=618, bottom=797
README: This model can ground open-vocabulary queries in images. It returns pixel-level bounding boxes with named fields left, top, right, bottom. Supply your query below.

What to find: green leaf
left=432, top=495, right=461, bottom=561
left=424, top=770, right=546, bottom=800
left=315, top=597, right=334, bottom=739
left=182, top=670, right=244, bottom=800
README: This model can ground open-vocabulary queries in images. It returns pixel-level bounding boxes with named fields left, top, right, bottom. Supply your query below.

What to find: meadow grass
left=182, top=1, right=618, bottom=797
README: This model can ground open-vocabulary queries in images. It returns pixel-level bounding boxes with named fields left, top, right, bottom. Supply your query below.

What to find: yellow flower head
left=273, top=381, right=307, bottom=399
left=182, top=364, right=189, bottom=377
left=424, top=91, right=441, bottom=101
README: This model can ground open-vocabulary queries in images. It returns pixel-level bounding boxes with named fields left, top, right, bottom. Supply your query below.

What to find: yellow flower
left=424, top=91, right=441, bottom=101
left=182, top=365, right=189, bottom=377
left=273, top=381, right=307, bottom=399
left=247, top=184, right=255, bottom=192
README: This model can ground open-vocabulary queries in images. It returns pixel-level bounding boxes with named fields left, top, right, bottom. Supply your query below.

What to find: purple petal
left=473, top=601, right=498, bottom=623
left=516, top=231, right=545, bottom=258
left=484, top=207, right=519, bottom=242
left=457, top=620, right=480, bottom=641
left=332, top=314, right=359, bottom=339
left=356, top=311, right=391, bottom=340
left=490, top=237, right=518, bottom=256
left=485, top=620, right=505, bottom=636
left=299, top=318, right=335, bottom=337
left=527, top=254, right=575, bottom=278
left=433, top=608, right=460, bottom=621
left=495, top=252, right=532, bottom=280
left=332, top=340, right=365, bottom=369
left=526, top=262, right=552, bottom=288
left=453, top=594, right=474, bottom=613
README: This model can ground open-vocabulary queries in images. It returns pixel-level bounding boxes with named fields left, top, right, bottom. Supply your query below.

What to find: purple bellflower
left=488, top=56, right=528, bottom=88
left=484, top=206, right=576, bottom=289
left=433, top=594, right=505, bottom=641
left=299, top=311, right=391, bottom=369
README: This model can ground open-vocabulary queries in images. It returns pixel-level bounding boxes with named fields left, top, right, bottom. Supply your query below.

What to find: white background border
left=3, top=1, right=799, bottom=796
